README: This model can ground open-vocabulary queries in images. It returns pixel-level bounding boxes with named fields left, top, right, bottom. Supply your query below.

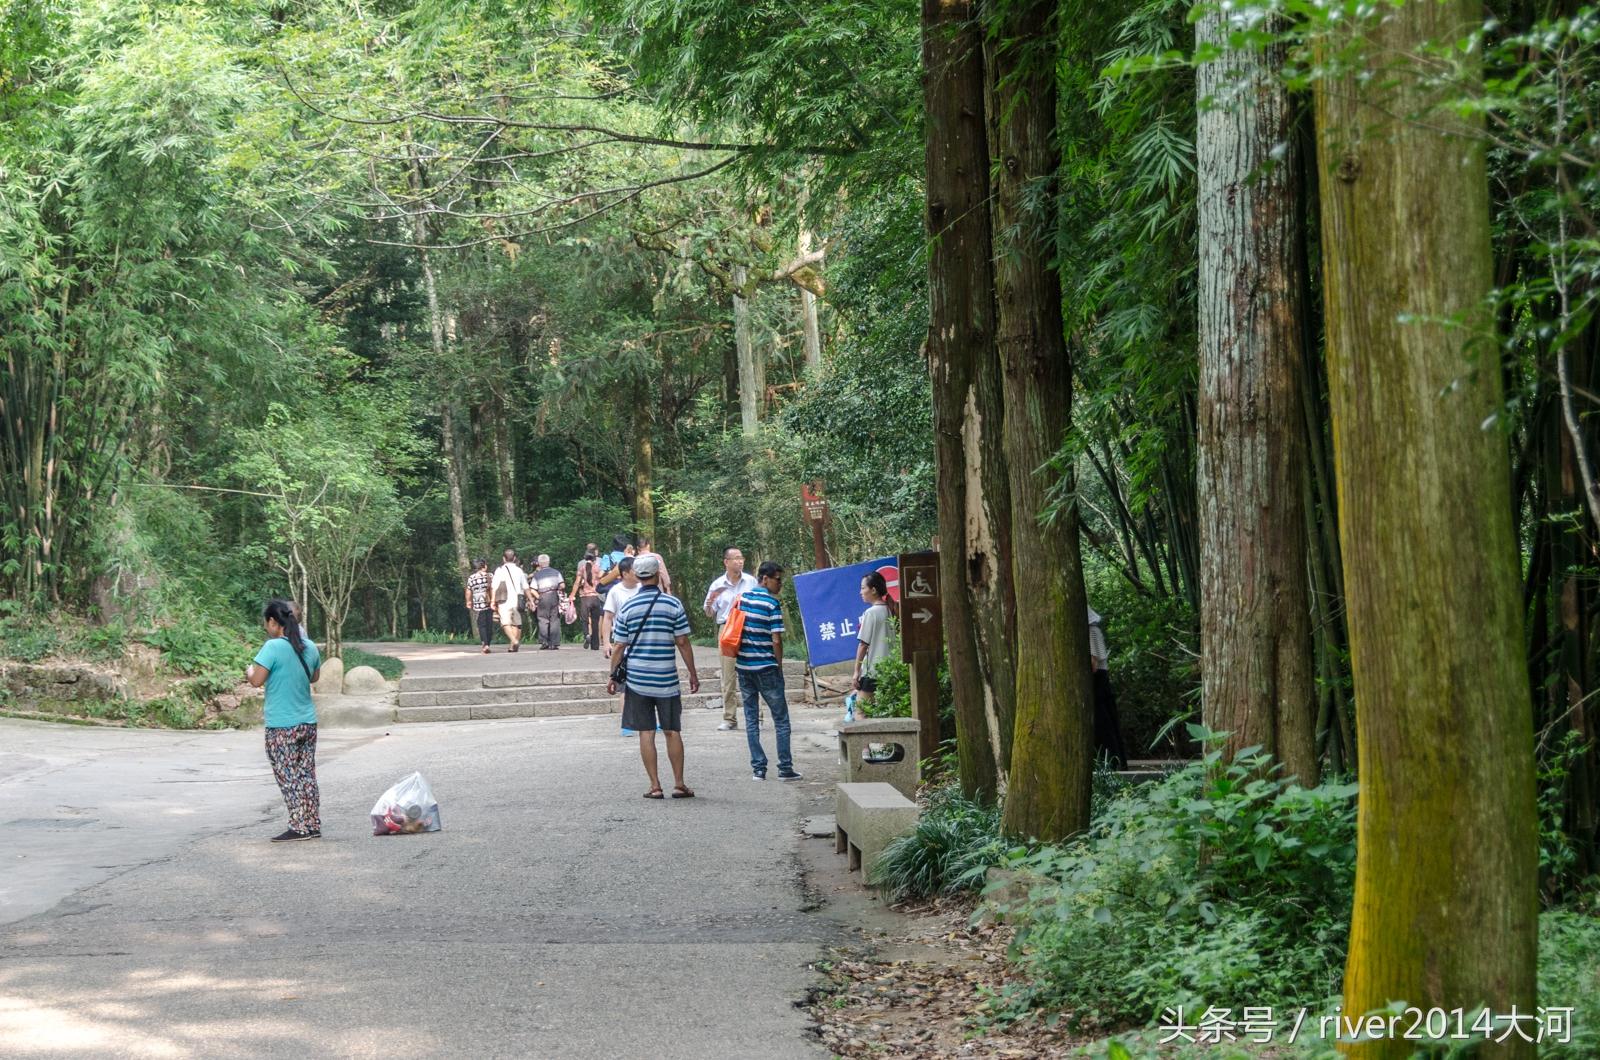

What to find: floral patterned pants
left=265, top=724, right=321, bottom=833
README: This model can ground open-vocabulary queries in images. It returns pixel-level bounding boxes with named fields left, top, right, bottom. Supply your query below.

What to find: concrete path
left=0, top=704, right=840, bottom=1058
left=348, top=640, right=615, bottom=680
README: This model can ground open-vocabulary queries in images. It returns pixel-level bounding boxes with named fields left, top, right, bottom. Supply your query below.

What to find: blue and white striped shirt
left=611, top=587, right=691, bottom=696
left=735, top=586, right=785, bottom=672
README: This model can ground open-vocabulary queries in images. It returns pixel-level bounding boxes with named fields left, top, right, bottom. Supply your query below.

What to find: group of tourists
left=463, top=535, right=673, bottom=654
left=246, top=537, right=1100, bottom=840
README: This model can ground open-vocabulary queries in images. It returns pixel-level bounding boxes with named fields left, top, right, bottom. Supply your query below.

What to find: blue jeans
left=738, top=667, right=792, bottom=775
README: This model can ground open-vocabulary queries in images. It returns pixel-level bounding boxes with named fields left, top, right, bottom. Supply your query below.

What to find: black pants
left=1093, top=669, right=1129, bottom=769
left=578, top=596, right=603, bottom=649
left=536, top=594, right=562, bottom=648
left=475, top=609, right=495, bottom=647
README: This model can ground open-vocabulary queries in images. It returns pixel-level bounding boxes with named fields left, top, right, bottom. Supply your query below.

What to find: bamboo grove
left=2, top=0, right=1598, bottom=1042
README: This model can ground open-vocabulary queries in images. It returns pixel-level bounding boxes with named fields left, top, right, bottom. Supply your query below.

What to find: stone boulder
left=342, top=665, right=390, bottom=696
left=316, top=657, right=345, bottom=696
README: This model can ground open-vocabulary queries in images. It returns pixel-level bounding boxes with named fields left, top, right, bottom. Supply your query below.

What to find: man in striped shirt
left=608, top=555, right=701, bottom=798
left=735, top=561, right=802, bottom=782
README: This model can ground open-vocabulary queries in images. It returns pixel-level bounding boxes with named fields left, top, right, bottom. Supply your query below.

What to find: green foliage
left=992, top=738, right=1358, bottom=1029
left=1537, top=910, right=1600, bottom=1059
left=141, top=616, right=251, bottom=700
left=342, top=646, right=403, bottom=681
left=870, top=787, right=1014, bottom=902
left=861, top=656, right=911, bottom=718
left=1083, top=556, right=1199, bottom=756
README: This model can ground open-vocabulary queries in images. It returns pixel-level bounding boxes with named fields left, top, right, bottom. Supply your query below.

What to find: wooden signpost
left=801, top=481, right=831, bottom=570
left=898, top=550, right=943, bottom=762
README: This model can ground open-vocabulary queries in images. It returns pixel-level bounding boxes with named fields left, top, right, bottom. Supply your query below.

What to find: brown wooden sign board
left=801, top=481, right=829, bottom=524
left=898, top=550, right=943, bottom=661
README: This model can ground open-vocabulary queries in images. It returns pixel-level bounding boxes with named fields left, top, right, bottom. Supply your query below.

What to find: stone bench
left=837, top=717, right=921, bottom=799
left=835, top=782, right=920, bottom=885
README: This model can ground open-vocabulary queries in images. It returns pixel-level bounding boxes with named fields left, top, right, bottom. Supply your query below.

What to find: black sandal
left=671, top=785, right=695, bottom=799
left=643, top=788, right=665, bottom=799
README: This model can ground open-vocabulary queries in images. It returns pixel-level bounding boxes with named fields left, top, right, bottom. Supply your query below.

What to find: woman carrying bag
left=246, top=599, right=324, bottom=842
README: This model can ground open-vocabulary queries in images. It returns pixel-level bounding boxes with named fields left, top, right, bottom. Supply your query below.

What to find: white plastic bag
left=370, top=771, right=442, bottom=835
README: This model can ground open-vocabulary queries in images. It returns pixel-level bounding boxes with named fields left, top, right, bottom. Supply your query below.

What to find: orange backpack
left=718, top=600, right=747, bottom=658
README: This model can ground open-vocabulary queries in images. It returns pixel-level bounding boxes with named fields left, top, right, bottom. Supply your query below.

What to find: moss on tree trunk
left=1315, top=1, right=1538, bottom=1050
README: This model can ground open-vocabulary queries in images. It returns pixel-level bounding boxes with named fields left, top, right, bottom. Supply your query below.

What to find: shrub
left=871, top=787, right=1016, bottom=901
left=993, top=734, right=1358, bottom=1029
left=1539, top=909, right=1600, bottom=1059
left=343, top=645, right=403, bottom=681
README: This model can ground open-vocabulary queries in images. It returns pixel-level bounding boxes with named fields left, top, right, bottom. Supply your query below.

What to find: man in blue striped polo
left=736, top=561, right=803, bottom=782
left=608, top=554, right=701, bottom=799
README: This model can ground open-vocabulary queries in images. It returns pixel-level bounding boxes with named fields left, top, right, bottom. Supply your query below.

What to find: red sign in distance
left=876, top=564, right=901, bottom=603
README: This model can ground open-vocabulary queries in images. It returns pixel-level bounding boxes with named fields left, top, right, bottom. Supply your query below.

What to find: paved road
left=0, top=705, right=839, bottom=1058
left=348, top=639, right=617, bottom=679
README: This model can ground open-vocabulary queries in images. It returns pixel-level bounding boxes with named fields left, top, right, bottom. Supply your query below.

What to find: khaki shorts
left=497, top=602, right=522, bottom=626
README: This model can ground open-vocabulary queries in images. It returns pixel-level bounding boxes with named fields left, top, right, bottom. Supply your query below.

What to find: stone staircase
left=395, top=661, right=809, bottom=723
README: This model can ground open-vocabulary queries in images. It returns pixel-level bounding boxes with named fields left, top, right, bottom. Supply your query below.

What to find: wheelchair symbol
left=906, top=571, right=934, bottom=598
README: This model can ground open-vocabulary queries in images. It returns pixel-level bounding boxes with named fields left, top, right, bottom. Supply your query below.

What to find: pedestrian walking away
left=595, top=533, right=632, bottom=593
left=465, top=558, right=495, bottom=653
left=532, top=554, right=566, bottom=650
left=491, top=549, right=530, bottom=651
left=703, top=545, right=759, bottom=731
left=246, top=598, right=324, bottom=842
left=608, top=554, right=701, bottom=799
left=572, top=543, right=605, bottom=650
left=735, top=562, right=801, bottom=782
left=852, top=570, right=897, bottom=705
left=602, top=557, right=645, bottom=732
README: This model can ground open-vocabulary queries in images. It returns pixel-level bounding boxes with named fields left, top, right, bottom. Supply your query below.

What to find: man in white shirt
left=491, top=549, right=531, bottom=652
left=600, top=556, right=643, bottom=657
left=703, top=545, right=759, bottom=731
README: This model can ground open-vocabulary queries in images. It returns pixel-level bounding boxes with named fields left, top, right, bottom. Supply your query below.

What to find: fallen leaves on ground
left=804, top=896, right=1082, bottom=1058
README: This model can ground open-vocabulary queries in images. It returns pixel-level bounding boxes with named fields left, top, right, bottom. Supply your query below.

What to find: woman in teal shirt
left=246, top=599, right=323, bottom=842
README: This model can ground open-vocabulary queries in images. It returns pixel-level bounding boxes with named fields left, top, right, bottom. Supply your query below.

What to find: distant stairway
left=395, top=662, right=808, bottom=723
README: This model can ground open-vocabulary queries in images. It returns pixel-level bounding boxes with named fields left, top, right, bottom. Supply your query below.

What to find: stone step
left=400, top=665, right=807, bottom=694
left=394, top=692, right=726, bottom=723
left=399, top=683, right=618, bottom=708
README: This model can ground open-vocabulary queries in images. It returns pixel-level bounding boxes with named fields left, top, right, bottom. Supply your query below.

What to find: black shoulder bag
left=610, top=591, right=663, bottom=686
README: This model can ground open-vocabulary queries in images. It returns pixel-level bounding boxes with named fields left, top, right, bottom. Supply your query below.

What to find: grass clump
left=870, top=788, right=1016, bottom=901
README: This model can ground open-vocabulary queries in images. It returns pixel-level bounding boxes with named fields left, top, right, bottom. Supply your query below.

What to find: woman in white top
left=851, top=571, right=896, bottom=704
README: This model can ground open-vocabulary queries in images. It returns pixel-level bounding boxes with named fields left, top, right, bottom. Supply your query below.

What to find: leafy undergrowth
left=342, top=646, right=403, bottom=681
left=0, top=607, right=261, bottom=729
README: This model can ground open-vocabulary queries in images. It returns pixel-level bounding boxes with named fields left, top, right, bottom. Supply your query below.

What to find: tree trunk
left=1195, top=8, right=1317, bottom=783
left=491, top=391, right=517, bottom=523
left=987, top=0, right=1095, bottom=842
left=799, top=232, right=823, bottom=371
left=1316, top=2, right=1537, bottom=1049
left=408, top=155, right=470, bottom=577
left=733, top=265, right=758, bottom=436
left=922, top=0, right=1000, bottom=800
left=633, top=378, right=656, bottom=539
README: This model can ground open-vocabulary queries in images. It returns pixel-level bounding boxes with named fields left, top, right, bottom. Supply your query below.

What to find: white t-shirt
left=857, top=603, right=894, bottom=676
left=604, top=581, right=642, bottom=615
left=703, top=572, right=758, bottom=625
left=492, top=563, right=529, bottom=605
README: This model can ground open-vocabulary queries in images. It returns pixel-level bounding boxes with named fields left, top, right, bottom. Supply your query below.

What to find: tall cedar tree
left=1194, top=8, right=1317, bottom=782
left=987, top=0, right=1096, bottom=841
left=1315, top=0, right=1538, bottom=1048
left=923, top=0, right=1002, bottom=798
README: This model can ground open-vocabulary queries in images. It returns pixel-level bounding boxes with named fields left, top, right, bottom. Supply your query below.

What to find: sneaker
left=751, top=772, right=766, bottom=781
left=270, top=829, right=317, bottom=843
left=716, top=722, right=735, bottom=731
left=777, top=771, right=804, bottom=782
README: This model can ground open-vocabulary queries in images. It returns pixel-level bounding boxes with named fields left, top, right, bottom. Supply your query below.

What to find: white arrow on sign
left=912, top=608, right=934, bottom=624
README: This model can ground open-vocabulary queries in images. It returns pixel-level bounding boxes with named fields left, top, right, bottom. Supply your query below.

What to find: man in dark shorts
left=607, top=554, right=701, bottom=799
